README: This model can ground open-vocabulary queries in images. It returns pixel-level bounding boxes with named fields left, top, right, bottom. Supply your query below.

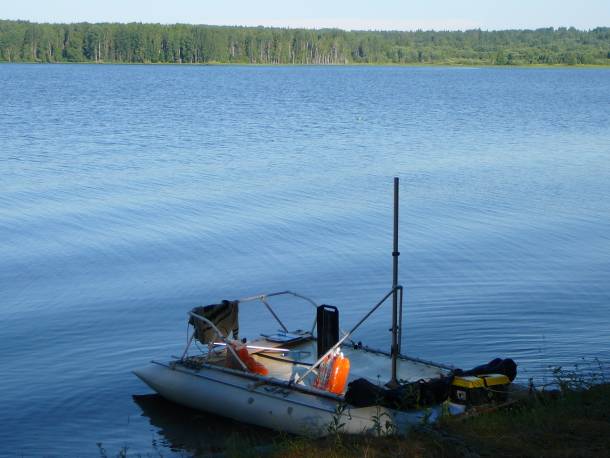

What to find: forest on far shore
left=1, top=20, right=609, bottom=66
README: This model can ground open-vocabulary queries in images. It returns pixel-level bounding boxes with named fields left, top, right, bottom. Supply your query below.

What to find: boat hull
left=134, top=362, right=438, bottom=437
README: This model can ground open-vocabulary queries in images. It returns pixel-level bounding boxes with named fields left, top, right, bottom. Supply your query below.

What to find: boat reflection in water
left=132, top=394, right=275, bottom=456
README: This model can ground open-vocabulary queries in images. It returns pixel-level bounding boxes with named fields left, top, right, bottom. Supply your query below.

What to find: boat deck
left=258, top=338, right=449, bottom=385
left=181, top=334, right=450, bottom=393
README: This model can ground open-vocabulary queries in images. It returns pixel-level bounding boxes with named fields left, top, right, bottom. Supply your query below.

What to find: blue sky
left=3, top=0, right=609, bottom=30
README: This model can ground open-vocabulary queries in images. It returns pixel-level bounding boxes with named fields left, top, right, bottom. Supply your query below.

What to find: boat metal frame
left=181, top=283, right=407, bottom=381
left=179, top=178, right=421, bottom=389
left=237, top=290, right=319, bottom=334
left=180, top=290, right=320, bottom=364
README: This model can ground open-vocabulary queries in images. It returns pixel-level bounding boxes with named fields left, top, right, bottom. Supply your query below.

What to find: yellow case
left=452, top=373, right=510, bottom=388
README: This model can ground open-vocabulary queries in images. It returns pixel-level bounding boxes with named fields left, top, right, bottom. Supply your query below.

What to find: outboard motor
left=316, top=304, right=339, bottom=359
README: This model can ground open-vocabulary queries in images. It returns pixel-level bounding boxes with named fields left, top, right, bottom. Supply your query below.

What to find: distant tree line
left=1, top=20, right=609, bottom=65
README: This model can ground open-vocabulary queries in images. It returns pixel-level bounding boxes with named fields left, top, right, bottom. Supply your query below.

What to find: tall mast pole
left=389, top=177, right=400, bottom=388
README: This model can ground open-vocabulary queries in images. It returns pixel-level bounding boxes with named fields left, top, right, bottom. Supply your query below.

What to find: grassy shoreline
left=2, top=60, right=609, bottom=68
left=95, top=366, right=610, bottom=457
left=268, top=383, right=610, bottom=458
left=108, top=382, right=610, bottom=457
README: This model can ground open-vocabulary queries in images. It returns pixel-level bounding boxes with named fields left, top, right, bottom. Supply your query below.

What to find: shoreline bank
left=2, top=61, right=609, bottom=68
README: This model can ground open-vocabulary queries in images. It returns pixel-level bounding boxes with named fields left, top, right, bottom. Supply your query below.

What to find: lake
left=1, top=63, right=609, bottom=456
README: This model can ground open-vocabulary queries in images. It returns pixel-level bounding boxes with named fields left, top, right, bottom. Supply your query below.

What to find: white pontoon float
left=134, top=178, right=516, bottom=436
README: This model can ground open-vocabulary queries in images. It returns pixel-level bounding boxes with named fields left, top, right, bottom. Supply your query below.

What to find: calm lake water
left=1, top=63, right=609, bottom=456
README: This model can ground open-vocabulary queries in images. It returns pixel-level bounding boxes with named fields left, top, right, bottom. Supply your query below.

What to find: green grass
left=441, top=383, right=610, bottom=457
left=265, top=383, right=610, bottom=458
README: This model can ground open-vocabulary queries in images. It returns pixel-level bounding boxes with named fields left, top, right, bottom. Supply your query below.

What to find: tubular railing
left=182, top=312, right=248, bottom=371
left=181, top=291, right=319, bottom=364
left=238, top=290, right=319, bottom=333
left=182, top=287, right=406, bottom=387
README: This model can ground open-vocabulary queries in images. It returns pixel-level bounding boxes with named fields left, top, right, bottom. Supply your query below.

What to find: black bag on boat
left=416, top=376, right=455, bottom=405
left=345, top=376, right=453, bottom=410
left=344, top=378, right=386, bottom=407
left=453, top=358, right=517, bottom=381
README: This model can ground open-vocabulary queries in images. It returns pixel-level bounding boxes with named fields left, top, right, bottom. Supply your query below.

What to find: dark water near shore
left=1, top=64, right=609, bottom=456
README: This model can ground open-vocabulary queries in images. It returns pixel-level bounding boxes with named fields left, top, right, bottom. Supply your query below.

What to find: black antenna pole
left=388, top=177, right=400, bottom=388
